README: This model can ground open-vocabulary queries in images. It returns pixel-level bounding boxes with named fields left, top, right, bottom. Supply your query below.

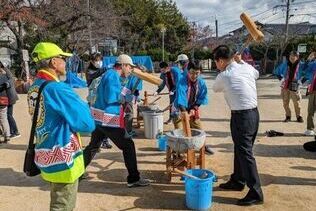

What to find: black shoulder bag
left=23, top=81, right=51, bottom=177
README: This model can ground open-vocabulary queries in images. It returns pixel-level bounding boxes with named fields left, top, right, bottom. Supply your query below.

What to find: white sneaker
left=304, top=130, right=315, bottom=136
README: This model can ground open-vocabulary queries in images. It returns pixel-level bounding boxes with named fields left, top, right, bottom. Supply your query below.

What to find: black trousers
left=7, top=104, right=18, bottom=135
left=230, top=108, right=263, bottom=198
left=169, top=93, right=176, bottom=119
left=83, top=125, right=140, bottom=183
left=123, top=102, right=133, bottom=133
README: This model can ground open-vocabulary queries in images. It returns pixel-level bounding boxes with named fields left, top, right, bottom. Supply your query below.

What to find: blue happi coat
left=302, top=60, right=316, bottom=92
left=157, top=66, right=181, bottom=93
left=174, top=74, right=208, bottom=110
left=274, top=61, right=306, bottom=81
left=91, top=68, right=124, bottom=128
left=121, top=74, right=143, bottom=102
left=27, top=72, right=95, bottom=183
left=303, top=60, right=316, bottom=83
left=181, top=65, right=188, bottom=78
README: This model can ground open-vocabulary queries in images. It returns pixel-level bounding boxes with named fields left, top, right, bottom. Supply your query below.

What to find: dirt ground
left=1, top=73, right=316, bottom=211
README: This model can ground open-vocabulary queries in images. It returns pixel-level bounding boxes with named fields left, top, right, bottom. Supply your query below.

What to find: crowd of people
left=274, top=50, right=316, bottom=151
left=22, top=40, right=316, bottom=210
left=0, top=61, right=20, bottom=144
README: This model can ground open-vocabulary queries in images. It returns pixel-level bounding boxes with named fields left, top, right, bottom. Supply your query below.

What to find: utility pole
left=87, top=0, right=93, bottom=53
left=161, top=26, right=166, bottom=61
left=192, top=21, right=196, bottom=59
left=215, top=16, right=218, bottom=39
left=284, top=0, right=291, bottom=43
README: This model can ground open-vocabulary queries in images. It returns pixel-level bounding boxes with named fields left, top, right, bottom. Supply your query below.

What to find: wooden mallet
left=239, top=12, right=264, bottom=52
left=131, top=67, right=162, bottom=86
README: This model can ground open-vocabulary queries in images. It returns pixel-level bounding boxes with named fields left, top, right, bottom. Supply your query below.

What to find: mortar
left=137, top=104, right=160, bottom=117
left=166, top=129, right=206, bottom=153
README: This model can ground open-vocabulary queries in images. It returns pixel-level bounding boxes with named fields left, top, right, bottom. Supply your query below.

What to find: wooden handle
left=131, top=68, right=163, bottom=85
left=181, top=111, right=191, bottom=137
left=240, top=12, right=264, bottom=42
left=148, top=92, right=169, bottom=96
left=161, top=104, right=171, bottom=113
left=239, top=35, right=253, bottom=54
left=149, top=96, right=161, bottom=105
left=143, top=91, right=149, bottom=106
left=173, top=169, right=199, bottom=180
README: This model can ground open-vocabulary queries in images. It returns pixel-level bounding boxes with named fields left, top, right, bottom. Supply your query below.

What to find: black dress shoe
left=297, top=116, right=304, bottom=123
left=283, top=116, right=291, bottom=122
left=237, top=195, right=263, bottom=206
left=219, top=180, right=244, bottom=191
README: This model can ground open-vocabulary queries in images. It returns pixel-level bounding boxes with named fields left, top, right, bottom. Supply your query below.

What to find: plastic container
left=185, top=169, right=216, bottom=210
left=142, top=111, right=163, bottom=139
left=157, top=135, right=167, bottom=151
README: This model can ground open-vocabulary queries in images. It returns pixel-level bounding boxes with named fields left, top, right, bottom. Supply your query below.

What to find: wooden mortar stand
left=166, top=111, right=205, bottom=181
left=143, top=91, right=149, bottom=106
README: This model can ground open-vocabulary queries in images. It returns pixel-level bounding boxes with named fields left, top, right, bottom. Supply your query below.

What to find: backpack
left=87, top=75, right=102, bottom=105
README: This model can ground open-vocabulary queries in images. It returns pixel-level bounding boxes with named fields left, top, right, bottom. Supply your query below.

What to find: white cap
left=175, top=54, right=189, bottom=63
left=116, top=54, right=136, bottom=67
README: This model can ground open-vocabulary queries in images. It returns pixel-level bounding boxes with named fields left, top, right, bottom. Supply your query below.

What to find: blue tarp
left=103, top=56, right=154, bottom=72
left=64, top=71, right=87, bottom=88
left=64, top=54, right=87, bottom=88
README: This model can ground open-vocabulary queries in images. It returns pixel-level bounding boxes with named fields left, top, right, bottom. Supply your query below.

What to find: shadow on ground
left=201, top=117, right=285, bottom=123
left=210, top=143, right=316, bottom=159
left=0, top=143, right=27, bottom=151
left=258, top=94, right=281, bottom=99
left=80, top=168, right=187, bottom=210
left=291, top=166, right=316, bottom=171
left=91, top=151, right=165, bottom=166
left=2, top=167, right=316, bottom=209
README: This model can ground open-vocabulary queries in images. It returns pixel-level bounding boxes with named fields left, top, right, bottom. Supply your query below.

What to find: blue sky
left=174, top=0, right=316, bottom=36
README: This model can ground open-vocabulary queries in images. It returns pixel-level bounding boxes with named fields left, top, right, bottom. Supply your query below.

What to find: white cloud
left=174, top=0, right=316, bottom=36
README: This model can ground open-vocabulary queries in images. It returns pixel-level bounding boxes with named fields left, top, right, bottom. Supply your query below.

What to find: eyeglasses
left=54, top=56, right=67, bottom=61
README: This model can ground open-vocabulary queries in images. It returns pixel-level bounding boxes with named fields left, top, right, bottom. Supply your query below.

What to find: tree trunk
left=17, top=20, right=24, bottom=65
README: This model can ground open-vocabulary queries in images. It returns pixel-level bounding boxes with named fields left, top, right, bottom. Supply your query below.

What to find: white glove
left=153, top=92, right=158, bottom=96
left=280, top=78, right=285, bottom=88
left=169, top=91, right=174, bottom=96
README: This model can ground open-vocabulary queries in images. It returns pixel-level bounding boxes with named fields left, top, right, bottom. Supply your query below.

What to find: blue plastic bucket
left=157, top=135, right=167, bottom=151
left=185, top=169, right=216, bottom=210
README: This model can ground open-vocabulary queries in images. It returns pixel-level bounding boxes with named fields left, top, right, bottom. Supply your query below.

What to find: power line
left=291, top=0, right=316, bottom=5
left=213, top=0, right=316, bottom=36
left=258, top=11, right=280, bottom=22
left=264, top=16, right=285, bottom=23
left=252, top=8, right=274, bottom=18
left=292, top=12, right=316, bottom=16
left=218, top=11, right=277, bottom=34
left=191, top=1, right=276, bottom=25
left=219, top=7, right=275, bottom=27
